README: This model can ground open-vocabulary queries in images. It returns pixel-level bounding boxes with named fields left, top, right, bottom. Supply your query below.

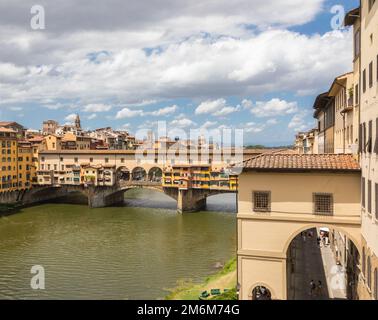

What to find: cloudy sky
left=0, top=0, right=358, bottom=146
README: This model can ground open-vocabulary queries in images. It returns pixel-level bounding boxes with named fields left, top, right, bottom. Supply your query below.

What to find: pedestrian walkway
left=287, top=228, right=347, bottom=300
left=320, top=244, right=347, bottom=299
left=288, top=229, right=329, bottom=300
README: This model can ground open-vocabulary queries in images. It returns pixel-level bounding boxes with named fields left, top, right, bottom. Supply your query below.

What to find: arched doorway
left=251, top=286, right=272, bottom=300
left=286, top=227, right=360, bottom=300
left=148, top=167, right=162, bottom=183
left=132, top=167, right=147, bottom=181
left=116, top=167, right=130, bottom=182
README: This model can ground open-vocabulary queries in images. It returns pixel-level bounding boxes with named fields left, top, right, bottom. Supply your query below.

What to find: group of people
left=301, top=230, right=329, bottom=248
left=309, top=280, right=323, bottom=297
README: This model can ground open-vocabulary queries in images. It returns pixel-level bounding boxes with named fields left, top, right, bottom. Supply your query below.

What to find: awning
left=320, top=227, right=330, bottom=233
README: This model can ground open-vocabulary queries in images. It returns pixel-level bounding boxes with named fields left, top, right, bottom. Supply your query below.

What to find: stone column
left=177, top=189, right=207, bottom=213
left=87, top=187, right=124, bottom=208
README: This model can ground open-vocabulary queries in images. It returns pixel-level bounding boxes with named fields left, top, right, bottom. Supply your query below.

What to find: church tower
left=75, top=114, right=81, bottom=130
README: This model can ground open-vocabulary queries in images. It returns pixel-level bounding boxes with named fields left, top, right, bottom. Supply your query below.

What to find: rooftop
left=0, top=127, right=17, bottom=133
left=241, top=154, right=361, bottom=173
left=344, top=7, right=360, bottom=26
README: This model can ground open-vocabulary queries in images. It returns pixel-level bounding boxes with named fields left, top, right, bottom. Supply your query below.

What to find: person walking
left=316, top=281, right=323, bottom=298
left=316, top=236, right=321, bottom=248
left=309, top=280, right=316, bottom=297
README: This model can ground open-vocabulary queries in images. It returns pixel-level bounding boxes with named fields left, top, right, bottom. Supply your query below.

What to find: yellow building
left=0, top=127, right=18, bottom=192
left=345, top=1, right=378, bottom=300
left=163, top=165, right=238, bottom=191
left=0, top=127, right=34, bottom=193
left=328, top=73, right=359, bottom=154
left=237, top=153, right=362, bottom=300
left=16, top=141, right=33, bottom=190
left=43, top=134, right=62, bottom=151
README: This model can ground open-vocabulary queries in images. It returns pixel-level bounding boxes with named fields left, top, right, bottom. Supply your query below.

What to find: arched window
left=252, top=286, right=272, bottom=300
left=374, top=268, right=378, bottom=300
left=367, top=256, right=372, bottom=289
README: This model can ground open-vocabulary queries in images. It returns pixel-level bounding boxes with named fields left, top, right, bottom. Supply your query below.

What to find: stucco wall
left=238, top=171, right=361, bottom=217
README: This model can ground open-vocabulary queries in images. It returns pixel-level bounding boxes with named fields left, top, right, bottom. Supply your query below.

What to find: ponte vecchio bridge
left=26, top=148, right=263, bottom=212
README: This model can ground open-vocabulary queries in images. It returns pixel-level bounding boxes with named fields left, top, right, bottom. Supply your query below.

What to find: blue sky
left=0, top=0, right=359, bottom=146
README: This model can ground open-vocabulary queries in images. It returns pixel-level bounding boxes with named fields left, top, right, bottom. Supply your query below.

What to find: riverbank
left=165, top=258, right=237, bottom=300
left=0, top=203, right=21, bottom=216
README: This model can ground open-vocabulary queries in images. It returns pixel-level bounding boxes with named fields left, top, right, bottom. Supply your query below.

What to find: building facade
left=237, top=154, right=362, bottom=300
left=354, top=0, right=378, bottom=300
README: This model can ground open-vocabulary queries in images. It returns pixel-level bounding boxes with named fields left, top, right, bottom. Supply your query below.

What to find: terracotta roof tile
left=241, top=154, right=360, bottom=172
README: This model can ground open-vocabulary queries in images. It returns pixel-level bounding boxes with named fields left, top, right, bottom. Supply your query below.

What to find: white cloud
left=148, top=105, right=178, bottom=116
left=288, top=112, right=312, bottom=132
left=65, top=113, right=78, bottom=122
left=266, top=118, right=278, bottom=125
left=8, top=106, right=22, bottom=111
left=115, top=107, right=144, bottom=119
left=0, top=25, right=352, bottom=107
left=250, top=98, right=298, bottom=118
left=195, top=98, right=240, bottom=117
left=87, top=113, right=97, bottom=120
left=170, top=117, right=196, bottom=128
left=200, top=121, right=218, bottom=129
left=244, top=122, right=266, bottom=133
left=83, top=103, right=112, bottom=113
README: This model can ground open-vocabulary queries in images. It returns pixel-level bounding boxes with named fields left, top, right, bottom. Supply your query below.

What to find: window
left=368, top=120, right=373, bottom=153
left=253, top=191, right=271, bottom=212
left=105, top=158, right=109, bottom=163
left=74, top=157, right=78, bottom=163
left=370, top=61, right=374, bottom=88
left=90, top=157, right=93, bottom=163
left=362, top=247, right=366, bottom=276
left=362, top=178, right=366, bottom=208
left=368, top=180, right=372, bottom=214
left=313, top=193, right=333, bottom=215
left=375, top=183, right=378, bottom=220
left=359, top=124, right=363, bottom=152
left=354, top=29, right=360, bottom=58
left=363, top=69, right=367, bottom=93
left=367, top=256, right=372, bottom=289
left=355, top=84, right=359, bottom=105
left=375, top=119, right=378, bottom=154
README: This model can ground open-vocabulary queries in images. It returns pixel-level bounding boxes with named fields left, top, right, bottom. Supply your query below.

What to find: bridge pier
left=176, top=189, right=207, bottom=213
left=87, top=187, right=124, bottom=208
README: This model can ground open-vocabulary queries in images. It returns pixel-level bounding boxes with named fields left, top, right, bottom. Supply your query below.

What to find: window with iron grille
left=253, top=191, right=271, bottom=212
left=313, top=193, right=333, bottom=215
left=368, top=180, right=372, bottom=214
left=376, top=183, right=378, bottom=220
left=362, top=177, right=366, bottom=208
left=369, top=61, right=374, bottom=88
left=375, top=118, right=378, bottom=154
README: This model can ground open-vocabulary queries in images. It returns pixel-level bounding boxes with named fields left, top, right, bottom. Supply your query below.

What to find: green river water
left=0, top=190, right=236, bottom=299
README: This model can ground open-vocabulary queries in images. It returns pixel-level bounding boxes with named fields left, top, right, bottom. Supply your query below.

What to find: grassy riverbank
left=165, top=258, right=237, bottom=300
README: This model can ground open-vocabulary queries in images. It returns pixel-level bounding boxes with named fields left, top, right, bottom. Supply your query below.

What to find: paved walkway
left=320, top=243, right=347, bottom=299
left=288, top=229, right=347, bottom=300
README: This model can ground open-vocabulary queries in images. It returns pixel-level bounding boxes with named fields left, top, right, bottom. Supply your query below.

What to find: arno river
left=0, top=190, right=236, bottom=299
